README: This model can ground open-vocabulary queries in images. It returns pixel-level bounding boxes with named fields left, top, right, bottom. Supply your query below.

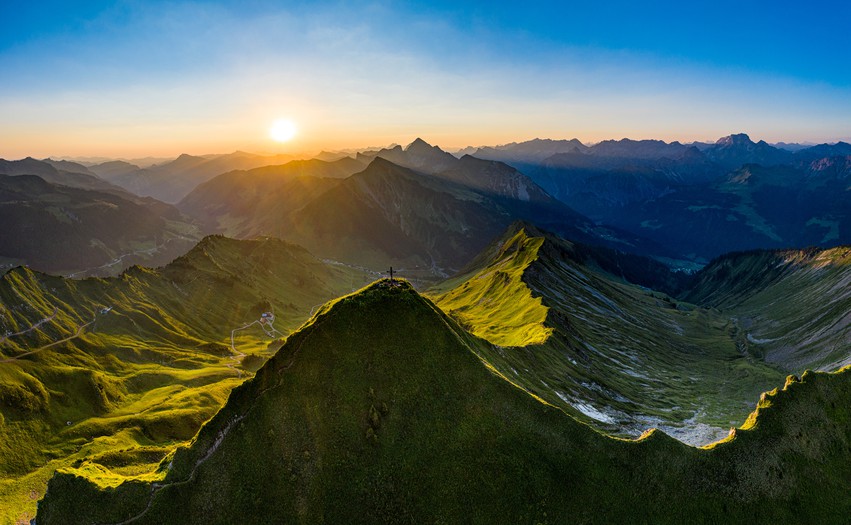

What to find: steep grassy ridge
left=0, top=236, right=372, bottom=523
left=432, top=224, right=789, bottom=444
left=432, top=229, right=552, bottom=346
left=36, top=282, right=851, bottom=524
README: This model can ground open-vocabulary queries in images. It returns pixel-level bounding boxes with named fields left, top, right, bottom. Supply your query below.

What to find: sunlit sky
left=2, top=0, right=850, bottom=159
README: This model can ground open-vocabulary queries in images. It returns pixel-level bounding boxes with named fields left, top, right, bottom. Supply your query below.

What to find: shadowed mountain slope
left=357, top=137, right=459, bottom=173
left=682, top=246, right=851, bottom=371
left=36, top=281, right=851, bottom=524
left=0, top=174, right=198, bottom=275
left=286, top=156, right=649, bottom=279
left=96, top=151, right=298, bottom=203
left=0, top=157, right=135, bottom=195
left=465, top=135, right=851, bottom=262
left=179, top=142, right=658, bottom=279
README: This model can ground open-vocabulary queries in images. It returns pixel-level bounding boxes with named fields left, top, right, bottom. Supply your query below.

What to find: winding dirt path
left=0, top=307, right=59, bottom=345
left=0, top=315, right=96, bottom=363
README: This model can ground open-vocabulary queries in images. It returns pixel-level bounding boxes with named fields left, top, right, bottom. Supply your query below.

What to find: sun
left=269, top=119, right=297, bottom=142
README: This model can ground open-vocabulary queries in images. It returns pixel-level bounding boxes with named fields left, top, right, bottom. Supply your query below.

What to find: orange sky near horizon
left=3, top=2, right=850, bottom=161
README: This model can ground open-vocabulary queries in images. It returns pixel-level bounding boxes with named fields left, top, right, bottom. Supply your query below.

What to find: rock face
left=705, top=133, right=793, bottom=168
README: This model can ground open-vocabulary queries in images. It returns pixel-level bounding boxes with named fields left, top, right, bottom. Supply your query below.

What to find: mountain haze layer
left=468, top=134, right=851, bottom=262
left=180, top=140, right=656, bottom=280
left=0, top=174, right=198, bottom=275
left=93, top=151, right=298, bottom=203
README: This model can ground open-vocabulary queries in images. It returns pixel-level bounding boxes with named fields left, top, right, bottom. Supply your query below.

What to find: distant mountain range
left=0, top=173, right=198, bottom=274
left=179, top=140, right=654, bottom=278
left=88, top=151, right=298, bottom=203
left=5, top=133, right=850, bottom=275
left=178, top=157, right=366, bottom=237
left=463, top=134, right=851, bottom=261
left=1, top=157, right=131, bottom=195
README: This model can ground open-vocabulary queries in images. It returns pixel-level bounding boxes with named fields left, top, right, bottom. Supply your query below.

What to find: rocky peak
left=715, top=133, right=754, bottom=147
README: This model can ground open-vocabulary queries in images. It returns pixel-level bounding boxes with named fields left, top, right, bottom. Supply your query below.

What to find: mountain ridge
left=35, top=279, right=851, bottom=524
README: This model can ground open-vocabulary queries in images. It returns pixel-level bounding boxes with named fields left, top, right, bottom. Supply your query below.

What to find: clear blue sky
left=1, top=0, right=849, bottom=157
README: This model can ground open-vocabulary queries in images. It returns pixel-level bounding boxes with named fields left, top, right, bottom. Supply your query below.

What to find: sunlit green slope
left=0, top=236, right=372, bottom=524
left=36, top=282, right=851, bottom=524
left=430, top=224, right=801, bottom=445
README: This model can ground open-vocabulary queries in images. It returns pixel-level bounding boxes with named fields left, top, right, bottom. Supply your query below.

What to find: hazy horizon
left=2, top=1, right=850, bottom=158
left=4, top=132, right=848, bottom=164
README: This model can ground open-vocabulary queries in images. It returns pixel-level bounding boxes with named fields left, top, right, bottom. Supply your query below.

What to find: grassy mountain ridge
left=0, top=236, right=373, bottom=523
left=36, top=281, right=851, bottom=524
left=430, top=224, right=847, bottom=445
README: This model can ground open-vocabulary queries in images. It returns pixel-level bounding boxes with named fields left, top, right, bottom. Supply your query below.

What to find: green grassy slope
left=682, top=246, right=851, bottom=372
left=433, top=229, right=552, bottom=346
left=36, top=281, right=851, bottom=524
left=0, top=236, right=373, bottom=523
left=430, top=224, right=791, bottom=445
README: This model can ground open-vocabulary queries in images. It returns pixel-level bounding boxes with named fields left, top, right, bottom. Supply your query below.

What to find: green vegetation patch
left=432, top=228, right=552, bottom=346
left=0, top=235, right=373, bottom=523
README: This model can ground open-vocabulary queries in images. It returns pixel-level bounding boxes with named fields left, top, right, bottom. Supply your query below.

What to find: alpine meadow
left=1, top=1, right=850, bottom=524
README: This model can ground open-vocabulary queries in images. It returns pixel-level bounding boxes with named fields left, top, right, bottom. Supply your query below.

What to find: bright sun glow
left=269, top=119, right=297, bottom=142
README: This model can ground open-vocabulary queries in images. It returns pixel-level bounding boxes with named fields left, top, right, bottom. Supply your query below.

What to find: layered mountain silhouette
left=180, top=139, right=652, bottom=277
left=0, top=174, right=198, bottom=274
left=178, top=157, right=365, bottom=237
left=91, top=151, right=298, bottom=203
left=357, top=137, right=459, bottom=173
left=464, top=134, right=851, bottom=261
left=0, top=157, right=130, bottom=195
